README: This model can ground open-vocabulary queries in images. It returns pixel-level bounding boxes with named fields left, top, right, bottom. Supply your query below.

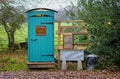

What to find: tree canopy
left=0, top=0, right=25, bottom=49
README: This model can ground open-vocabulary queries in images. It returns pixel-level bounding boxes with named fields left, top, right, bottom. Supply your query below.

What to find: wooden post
left=63, top=34, right=64, bottom=49
left=77, top=59, right=83, bottom=70
left=86, top=34, right=90, bottom=44
left=58, top=21, right=61, bottom=69
left=82, top=20, right=85, bottom=28
left=72, top=33, right=74, bottom=49
left=82, top=21, right=86, bottom=33
left=58, top=50, right=60, bottom=69
left=61, top=58, right=67, bottom=70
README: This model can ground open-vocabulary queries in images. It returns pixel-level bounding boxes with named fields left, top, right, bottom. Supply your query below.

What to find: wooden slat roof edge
left=25, top=8, right=58, bottom=13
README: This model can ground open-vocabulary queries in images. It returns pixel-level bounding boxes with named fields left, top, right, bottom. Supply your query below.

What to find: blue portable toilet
left=26, top=8, right=57, bottom=68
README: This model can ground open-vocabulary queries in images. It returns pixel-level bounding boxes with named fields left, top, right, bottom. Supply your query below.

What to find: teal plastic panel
left=28, top=11, right=54, bottom=62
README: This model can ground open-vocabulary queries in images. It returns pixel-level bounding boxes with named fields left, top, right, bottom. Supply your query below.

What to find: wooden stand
left=55, top=20, right=89, bottom=69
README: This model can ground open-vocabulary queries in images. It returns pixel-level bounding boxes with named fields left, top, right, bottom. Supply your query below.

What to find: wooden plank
left=56, top=20, right=84, bottom=22
left=72, top=32, right=88, bottom=35
left=60, top=26, right=83, bottom=33
left=74, top=43, right=88, bottom=45
left=55, top=46, right=63, bottom=49
left=61, top=33, right=73, bottom=35
left=72, top=34, right=74, bottom=49
left=54, top=40, right=63, bottom=42
left=76, top=45, right=87, bottom=50
left=58, top=50, right=60, bottom=69
left=56, top=30, right=58, bottom=34
left=58, top=21, right=61, bottom=69
left=28, top=62, right=54, bottom=65
left=83, top=29, right=88, bottom=33
left=55, top=46, right=77, bottom=50
left=54, top=37, right=63, bottom=38
left=82, top=20, right=85, bottom=28
left=54, top=45, right=63, bottom=46
left=60, top=26, right=83, bottom=28
left=60, top=50, right=84, bottom=61
left=58, top=21, right=61, bottom=34
left=63, top=35, right=73, bottom=49
left=86, top=34, right=90, bottom=44
left=62, top=48, right=73, bottom=50
left=63, top=34, right=64, bottom=49
left=28, top=62, right=55, bottom=68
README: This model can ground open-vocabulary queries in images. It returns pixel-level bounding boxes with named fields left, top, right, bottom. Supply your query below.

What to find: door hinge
left=41, top=54, right=54, bottom=56
left=41, top=22, right=53, bottom=24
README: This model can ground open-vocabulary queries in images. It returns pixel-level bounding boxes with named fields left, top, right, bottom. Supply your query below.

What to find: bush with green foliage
left=65, top=0, right=120, bottom=71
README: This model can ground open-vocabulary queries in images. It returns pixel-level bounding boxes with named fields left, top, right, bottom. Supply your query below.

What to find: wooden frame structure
left=55, top=20, right=90, bottom=69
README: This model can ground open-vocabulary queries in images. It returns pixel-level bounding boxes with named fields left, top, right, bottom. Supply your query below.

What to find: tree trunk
left=7, top=32, right=15, bottom=49
left=3, top=22, right=15, bottom=50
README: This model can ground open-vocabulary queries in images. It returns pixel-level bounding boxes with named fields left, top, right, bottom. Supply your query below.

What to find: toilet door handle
left=30, top=39, right=37, bottom=41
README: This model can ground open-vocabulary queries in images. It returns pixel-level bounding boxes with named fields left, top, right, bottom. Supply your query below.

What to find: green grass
left=0, top=49, right=28, bottom=71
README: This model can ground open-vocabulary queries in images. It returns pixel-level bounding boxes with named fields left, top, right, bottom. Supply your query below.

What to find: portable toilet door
left=26, top=8, right=57, bottom=68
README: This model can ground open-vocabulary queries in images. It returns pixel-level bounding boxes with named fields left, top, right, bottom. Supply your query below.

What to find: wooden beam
left=74, top=43, right=88, bottom=45
left=60, top=26, right=83, bottom=28
left=58, top=50, right=60, bottom=69
left=61, top=33, right=73, bottom=35
left=54, top=41, right=63, bottom=43
left=76, top=46, right=87, bottom=50
left=56, top=20, right=84, bottom=23
left=63, top=35, right=65, bottom=49
left=55, top=46, right=63, bottom=49
left=83, top=29, right=88, bottom=33
left=72, top=32, right=89, bottom=35
left=28, top=62, right=55, bottom=68
left=63, top=34, right=73, bottom=50
left=58, top=22, right=61, bottom=34
left=86, top=34, right=90, bottom=44
left=82, top=20, right=85, bottom=28
left=54, top=37, right=63, bottom=38
left=72, top=34, right=74, bottom=49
